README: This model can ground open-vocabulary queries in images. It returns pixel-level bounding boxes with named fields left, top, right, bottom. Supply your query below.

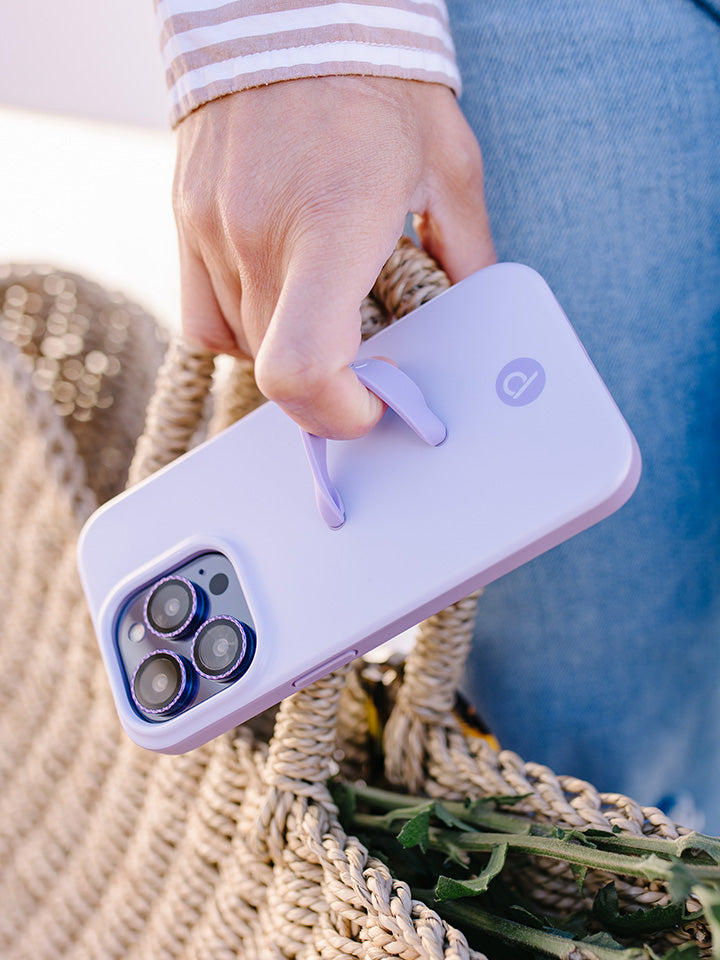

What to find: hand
left=173, top=76, right=495, bottom=439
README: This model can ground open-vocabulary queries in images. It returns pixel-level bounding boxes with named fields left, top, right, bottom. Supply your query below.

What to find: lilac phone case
left=77, top=263, right=641, bottom=753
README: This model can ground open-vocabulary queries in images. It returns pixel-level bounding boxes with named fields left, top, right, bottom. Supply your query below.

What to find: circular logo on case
left=496, top=358, right=546, bottom=406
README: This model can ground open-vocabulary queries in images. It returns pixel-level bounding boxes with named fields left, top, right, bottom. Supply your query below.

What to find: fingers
left=414, top=188, right=496, bottom=283
left=253, top=254, right=388, bottom=440
left=178, top=238, right=247, bottom=356
left=257, top=355, right=386, bottom=441
left=172, top=78, right=497, bottom=441
left=413, top=103, right=496, bottom=282
left=178, top=221, right=392, bottom=440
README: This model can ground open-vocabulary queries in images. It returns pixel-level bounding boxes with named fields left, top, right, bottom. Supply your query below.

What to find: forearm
left=154, top=0, right=461, bottom=125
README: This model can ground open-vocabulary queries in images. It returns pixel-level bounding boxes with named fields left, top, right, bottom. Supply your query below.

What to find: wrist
left=157, top=0, right=460, bottom=127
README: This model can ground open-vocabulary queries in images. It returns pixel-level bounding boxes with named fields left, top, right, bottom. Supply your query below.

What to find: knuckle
left=429, top=116, right=485, bottom=199
left=449, top=138, right=484, bottom=193
left=253, top=348, right=327, bottom=406
left=224, top=216, right=257, bottom=261
left=181, top=316, right=240, bottom=357
left=174, top=186, right=217, bottom=237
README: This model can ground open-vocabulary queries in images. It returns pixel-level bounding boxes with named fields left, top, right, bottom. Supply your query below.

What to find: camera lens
left=192, top=617, right=255, bottom=681
left=144, top=576, right=202, bottom=638
left=131, top=650, right=193, bottom=716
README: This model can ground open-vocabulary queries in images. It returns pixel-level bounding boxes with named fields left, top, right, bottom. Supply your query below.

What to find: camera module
left=118, top=552, right=257, bottom=723
left=144, top=576, right=203, bottom=638
left=131, top=650, right=194, bottom=716
left=192, top=616, right=255, bottom=681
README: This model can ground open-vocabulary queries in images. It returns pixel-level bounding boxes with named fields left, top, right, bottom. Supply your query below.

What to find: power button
left=291, top=649, right=359, bottom=689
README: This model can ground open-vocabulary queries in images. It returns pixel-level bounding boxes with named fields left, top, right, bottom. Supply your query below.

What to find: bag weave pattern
left=0, top=247, right=709, bottom=959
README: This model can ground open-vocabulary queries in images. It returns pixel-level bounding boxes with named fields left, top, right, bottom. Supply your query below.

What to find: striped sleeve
left=155, top=0, right=461, bottom=126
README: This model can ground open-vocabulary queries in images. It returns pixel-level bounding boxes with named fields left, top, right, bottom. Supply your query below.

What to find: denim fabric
left=447, top=0, right=720, bottom=830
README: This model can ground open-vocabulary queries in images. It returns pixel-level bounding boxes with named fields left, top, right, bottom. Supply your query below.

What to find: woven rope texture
left=0, top=247, right=709, bottom=959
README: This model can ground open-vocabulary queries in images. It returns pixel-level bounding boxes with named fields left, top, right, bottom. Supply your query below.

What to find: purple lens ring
left=191, top=615, right=254, bottom=681
left=131, top=649, right=193, bottom=716
left=143, top=575, right=201, bottom=639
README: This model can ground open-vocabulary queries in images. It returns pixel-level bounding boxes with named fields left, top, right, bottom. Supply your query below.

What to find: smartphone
left=77, top=263, right=641, bottom=753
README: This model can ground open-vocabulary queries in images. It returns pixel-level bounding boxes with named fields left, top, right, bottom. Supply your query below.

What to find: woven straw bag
left=0, top=245, right=711, bottom=959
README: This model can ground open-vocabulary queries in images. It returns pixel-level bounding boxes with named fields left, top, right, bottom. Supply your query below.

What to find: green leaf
left=645, top=945, right=702, bottom=960
left=655, top=946, right=703, bottom=960
left=428, top=897, right=649, bottom=960
left=675, top=832, right=720, bottom=865
left=592, top=882, right=685, bottom=936
left=433, top=801, right=475, bottom=832
left=396, top=805, right=433, bottom=852
left=639, top=854, right=677, bottom=882
left=584, top=828, right=621, bottom=839
left=553, top=827, right=599, bottom=848
left=691, top=885, right=720, bottom=960
left=570, top=862, right=589, bottom=895
left=435, top=843, right=507, bottom=901
left=581, top=931, right=627, bottom=950
left=379, top=800, right=434, bottom=827
left=439, top=840, right=471, bottom=868
left=668, top=861, right=696, bottom=904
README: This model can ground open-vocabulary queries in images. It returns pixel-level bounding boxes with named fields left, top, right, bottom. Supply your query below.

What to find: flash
left=128, top=622, right=146, bottom=643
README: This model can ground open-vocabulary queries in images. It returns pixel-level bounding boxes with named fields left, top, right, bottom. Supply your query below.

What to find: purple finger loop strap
left=351, top=359, right=447, bottom=446
left=300, top=432, right=346, bottom=529
left=300, top=358, right=447, bottom=529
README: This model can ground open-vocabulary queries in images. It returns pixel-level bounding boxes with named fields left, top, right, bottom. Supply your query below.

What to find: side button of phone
left=292, top=650, right=359, bottom=689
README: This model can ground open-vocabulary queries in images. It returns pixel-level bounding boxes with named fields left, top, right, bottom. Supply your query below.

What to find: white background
left=0, top=0, right=181, bottom=328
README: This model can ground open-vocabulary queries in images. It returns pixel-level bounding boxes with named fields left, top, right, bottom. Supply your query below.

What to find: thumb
left=252, top=252, right=388, bottom=440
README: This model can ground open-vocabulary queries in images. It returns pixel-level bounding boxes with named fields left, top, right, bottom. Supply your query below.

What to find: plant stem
left=350, top=813, right=692, bottom=883
left=412, top=892, right=647, bottom=960
left=348, top=782, right=534, bottom=833
left=346, top=783, right=720, bottom=878
left=430, top=830, right=720, bottom=885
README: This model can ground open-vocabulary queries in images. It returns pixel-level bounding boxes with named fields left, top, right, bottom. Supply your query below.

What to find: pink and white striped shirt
left=155, top=0, right=461, bottom=126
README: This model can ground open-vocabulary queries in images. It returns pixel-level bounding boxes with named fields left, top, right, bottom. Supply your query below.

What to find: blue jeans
left=448, top=0, right=720, bottom=831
